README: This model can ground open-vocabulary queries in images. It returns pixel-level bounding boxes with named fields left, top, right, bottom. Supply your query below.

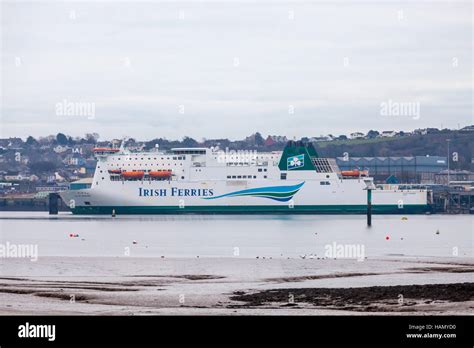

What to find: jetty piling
left=367, top=188, right=372, bottom=226
left=48, top=193, right=60, bottom=215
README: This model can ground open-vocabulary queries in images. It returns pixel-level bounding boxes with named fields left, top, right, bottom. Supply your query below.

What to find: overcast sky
left=1, top=1, right=472, bottom=141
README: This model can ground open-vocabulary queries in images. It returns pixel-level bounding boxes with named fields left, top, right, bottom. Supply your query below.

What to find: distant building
left=0, top=138, right=23, bottom=149
left=264, top=135, right=287, bottom=146
left=413, top=128, right=428, bottom=135
left=309, top=136, right=331, bottom=142
left=434, top=170, right=474, bottom=185
left=336, top=156, right=448, bottom=183
left=53, top=145, right=70, bottom=154
left=460, top=125, right=474, bottom=133
left=380, top=131, right=397, bottom=137
left=349, top=132, right=365, bottom=140
left=111, top=138, right=121, bottom=145
left=4, top=172, right=38, bottom=182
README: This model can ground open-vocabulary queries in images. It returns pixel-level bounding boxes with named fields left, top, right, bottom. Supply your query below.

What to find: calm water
left=0, top=212, right=472, bottom=258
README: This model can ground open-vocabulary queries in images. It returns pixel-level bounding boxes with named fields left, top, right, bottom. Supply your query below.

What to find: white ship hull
left=60, top=179, right=429, bottom=214
left=60, top=142, right=430, bottom=215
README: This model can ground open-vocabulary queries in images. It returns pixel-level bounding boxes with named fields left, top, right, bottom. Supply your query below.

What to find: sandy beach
left=1, top=256, right=473, bottom=315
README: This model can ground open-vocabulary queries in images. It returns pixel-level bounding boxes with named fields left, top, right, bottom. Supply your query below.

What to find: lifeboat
left=122, top=171, right=145, bottom=179
left=341, top=170, right=368, bottom=177
left=149, top=170, right=172, bottom=178
left=108, top=169, right=122, bottom=174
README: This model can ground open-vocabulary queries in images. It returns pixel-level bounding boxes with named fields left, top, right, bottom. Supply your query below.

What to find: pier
left=433, top=189, right=474, bottom=214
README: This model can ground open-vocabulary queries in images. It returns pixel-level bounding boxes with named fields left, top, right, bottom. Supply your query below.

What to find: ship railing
left=376, top=184, right=427, bottom=192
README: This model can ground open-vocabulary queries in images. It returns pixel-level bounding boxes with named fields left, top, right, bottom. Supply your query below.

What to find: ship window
left=227, top=176, right=231, bottom=179
left=281, top=173, right=287, bottom=180
left=258, top=168, right=262, bottom=172
left=84, top=201, right=91, bottom=205
left=264, top=175, right=267, bottom=179
left=181, top=176, right=184, bottom=179
left=237, top=176, right=242, bottom=179
left=264, top=169, right=267, bottom=172
left=253, top=175, right=256, bottom=179
left=232, top=176, right=236, bottom=179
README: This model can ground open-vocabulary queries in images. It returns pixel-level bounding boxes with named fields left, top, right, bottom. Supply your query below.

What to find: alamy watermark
left=216, top=147, right=258, bottom=164
left=380, top=99, right=420, bottom=120
left=0, top=241, right=38, bottom=261
left=55, top=99, right=95, bottom=119
left=324, top=242, right=365, bottom=262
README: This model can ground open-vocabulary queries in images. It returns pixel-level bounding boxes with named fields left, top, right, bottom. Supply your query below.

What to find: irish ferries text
left=138, top=187, right=214, bottom=197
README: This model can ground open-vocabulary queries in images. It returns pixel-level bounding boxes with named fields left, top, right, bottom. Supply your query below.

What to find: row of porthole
left=111, top=156, right=185, bottom=161
left=108, top=163, right=183, bottom=167
left=227, top=175, right=267, bottom=179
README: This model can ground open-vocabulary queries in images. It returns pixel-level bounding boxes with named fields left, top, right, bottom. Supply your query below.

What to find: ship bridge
left=171, top=148, right=207, bottom=155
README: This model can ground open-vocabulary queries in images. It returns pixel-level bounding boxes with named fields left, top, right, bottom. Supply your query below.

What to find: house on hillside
left=380, top=131, right=397, bottom=137
left=414, top=128, right=428, bottom=135
left=53, top=145, right=70, bottom=154
left=309, top=136, right=331, bottom=142
left=4, top=172, right=38, bottom=181
left=460, top=125, right=474, bottom=133
left=349, top=132, right=365, bottom=140
left=264, top=135, right=287, bottom=146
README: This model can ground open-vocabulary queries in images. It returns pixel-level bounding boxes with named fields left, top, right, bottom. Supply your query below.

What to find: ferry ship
left=60, top=141, right=430, bottom=214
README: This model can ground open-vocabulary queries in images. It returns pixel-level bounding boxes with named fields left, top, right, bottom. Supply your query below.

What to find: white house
left=53, top=145, right=70, bottom=154
left=349, top=132, right=365, bottom=139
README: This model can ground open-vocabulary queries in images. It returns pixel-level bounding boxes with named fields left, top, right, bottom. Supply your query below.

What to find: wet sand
left=0, top=256, right=473, bottom=315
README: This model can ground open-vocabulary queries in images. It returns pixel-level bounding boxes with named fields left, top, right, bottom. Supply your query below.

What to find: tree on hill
left=366, top=130, right=379, bottom=139
left=26, top=136, right=39, bottom=146
left=56, top=133, right=68, bottom=145
left=182, top=136, right=199, bottom=147
left=255, top=132, right=265, bottom=146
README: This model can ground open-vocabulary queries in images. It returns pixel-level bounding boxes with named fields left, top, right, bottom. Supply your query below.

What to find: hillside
left=314, top=132, right=473, bottom=170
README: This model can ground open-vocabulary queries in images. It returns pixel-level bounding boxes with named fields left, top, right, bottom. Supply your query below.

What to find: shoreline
left=1, top=256, right=472, bottom=315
